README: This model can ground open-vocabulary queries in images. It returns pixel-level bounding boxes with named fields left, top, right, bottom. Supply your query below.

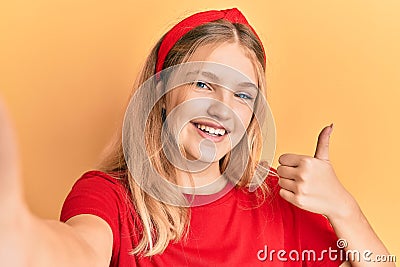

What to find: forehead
left=187, top=42, right=258, bottom=85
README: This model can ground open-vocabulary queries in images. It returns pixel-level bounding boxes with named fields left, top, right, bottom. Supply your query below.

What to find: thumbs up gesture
left=277, top=124, right=356, bottom=219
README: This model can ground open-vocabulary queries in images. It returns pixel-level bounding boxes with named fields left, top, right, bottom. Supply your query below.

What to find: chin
left=185, top=147, right=227, bottom=163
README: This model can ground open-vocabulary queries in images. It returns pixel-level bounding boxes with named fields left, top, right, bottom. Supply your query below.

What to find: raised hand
left=277, top=124, right=356, bottom=219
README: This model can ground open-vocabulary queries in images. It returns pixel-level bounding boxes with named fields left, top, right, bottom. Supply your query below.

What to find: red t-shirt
left=60, top=170, right=344, bottom=266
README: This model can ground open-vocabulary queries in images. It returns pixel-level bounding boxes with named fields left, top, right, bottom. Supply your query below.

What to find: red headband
left=156, top=8, right=265, bottom=76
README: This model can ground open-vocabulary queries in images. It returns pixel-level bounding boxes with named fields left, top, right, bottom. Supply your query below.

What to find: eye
left=234, top=92, right=254, bottom=100
left=194, top=81, right=211, bottom=90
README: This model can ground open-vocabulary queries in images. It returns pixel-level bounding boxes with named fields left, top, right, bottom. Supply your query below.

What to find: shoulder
left=61, top=170, right=139, bottom=265
left=67, top=170, right=130, bottom=198
left=235, top=165, right=281, bottom=208
left=73, top=170, right=126, bottom=187
left=60, top=170, right=133, bottom=224
left=252, top=165, right=281, bottom=200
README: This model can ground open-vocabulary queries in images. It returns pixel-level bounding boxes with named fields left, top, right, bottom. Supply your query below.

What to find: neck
left=175, top=161, right=228, bottom=195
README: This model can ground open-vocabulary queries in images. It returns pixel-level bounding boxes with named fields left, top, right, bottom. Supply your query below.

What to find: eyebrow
left=186, top=70, right=259, bottom=92
left=237, top=81, right=259, bottom=92
left=186, top=70, right=220, bottom=83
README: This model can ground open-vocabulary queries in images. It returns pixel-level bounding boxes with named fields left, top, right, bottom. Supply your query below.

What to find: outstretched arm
left=277, top=124, right=394, bottom=267
left=0, top=98, right=113, bottom=267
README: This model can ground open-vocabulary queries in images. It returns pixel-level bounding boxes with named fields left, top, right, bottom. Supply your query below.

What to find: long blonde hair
left=99, top=19, right=271, bottom=256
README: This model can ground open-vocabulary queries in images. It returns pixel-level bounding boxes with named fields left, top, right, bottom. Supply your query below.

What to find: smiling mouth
left=192, top=122, right=228, bottom=137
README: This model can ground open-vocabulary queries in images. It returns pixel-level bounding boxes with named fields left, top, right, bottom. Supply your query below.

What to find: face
left=163, top=42, right=259, bottom=166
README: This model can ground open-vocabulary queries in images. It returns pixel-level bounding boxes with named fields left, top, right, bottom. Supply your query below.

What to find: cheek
left=165, top=94, right=177, bottom=113
left=165, top=87, right=186, bottom=113
left=236, top=105, right=254, bottom=128
left=165, top=83, right=199, bottom=115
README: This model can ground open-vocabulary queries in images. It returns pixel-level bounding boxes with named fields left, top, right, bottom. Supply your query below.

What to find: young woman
left=0, top=7, right=393, bottom=267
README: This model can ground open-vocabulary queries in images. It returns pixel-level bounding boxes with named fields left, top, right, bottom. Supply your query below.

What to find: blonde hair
left=99, top=19, right=271, bottom=256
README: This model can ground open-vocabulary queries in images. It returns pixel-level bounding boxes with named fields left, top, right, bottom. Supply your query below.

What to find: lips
left=193, top=123, right=226, bottom=136
left=191, top=120, right=230, bottom=142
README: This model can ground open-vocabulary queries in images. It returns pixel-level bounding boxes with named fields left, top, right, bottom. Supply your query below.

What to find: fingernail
left=329, top=123, right=334, bottom=135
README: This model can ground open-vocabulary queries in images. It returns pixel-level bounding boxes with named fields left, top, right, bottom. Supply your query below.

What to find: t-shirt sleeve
left=59, top=171, right=127, bottom=258
left=295, top=206, right=345, bottom=266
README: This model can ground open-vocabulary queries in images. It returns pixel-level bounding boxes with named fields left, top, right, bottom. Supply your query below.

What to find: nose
left=206, top=98, right=232, bottom=122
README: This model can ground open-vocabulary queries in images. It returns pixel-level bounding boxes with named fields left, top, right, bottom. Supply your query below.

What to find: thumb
left=314, top=123, right=334, bottom=161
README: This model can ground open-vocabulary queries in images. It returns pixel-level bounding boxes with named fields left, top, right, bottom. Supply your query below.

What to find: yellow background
left=1, top=0, right=399, bottom=258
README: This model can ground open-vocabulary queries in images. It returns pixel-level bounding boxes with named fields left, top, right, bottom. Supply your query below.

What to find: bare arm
left=0, top=98, right=113, bottom=267
left=329, top=202, right=394, bottom=266
left=278, top=125, right=394, bottom=267
left=3, top=213, right=113, bottom=267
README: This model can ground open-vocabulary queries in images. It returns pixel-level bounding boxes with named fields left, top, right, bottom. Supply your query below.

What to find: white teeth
left=195, top=123, right=226, bottom=136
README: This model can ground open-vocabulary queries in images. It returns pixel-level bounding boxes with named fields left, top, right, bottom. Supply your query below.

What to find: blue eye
left=235, top=93, right=253, bottom=100
left=195, top=81, right=209, bottom=89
